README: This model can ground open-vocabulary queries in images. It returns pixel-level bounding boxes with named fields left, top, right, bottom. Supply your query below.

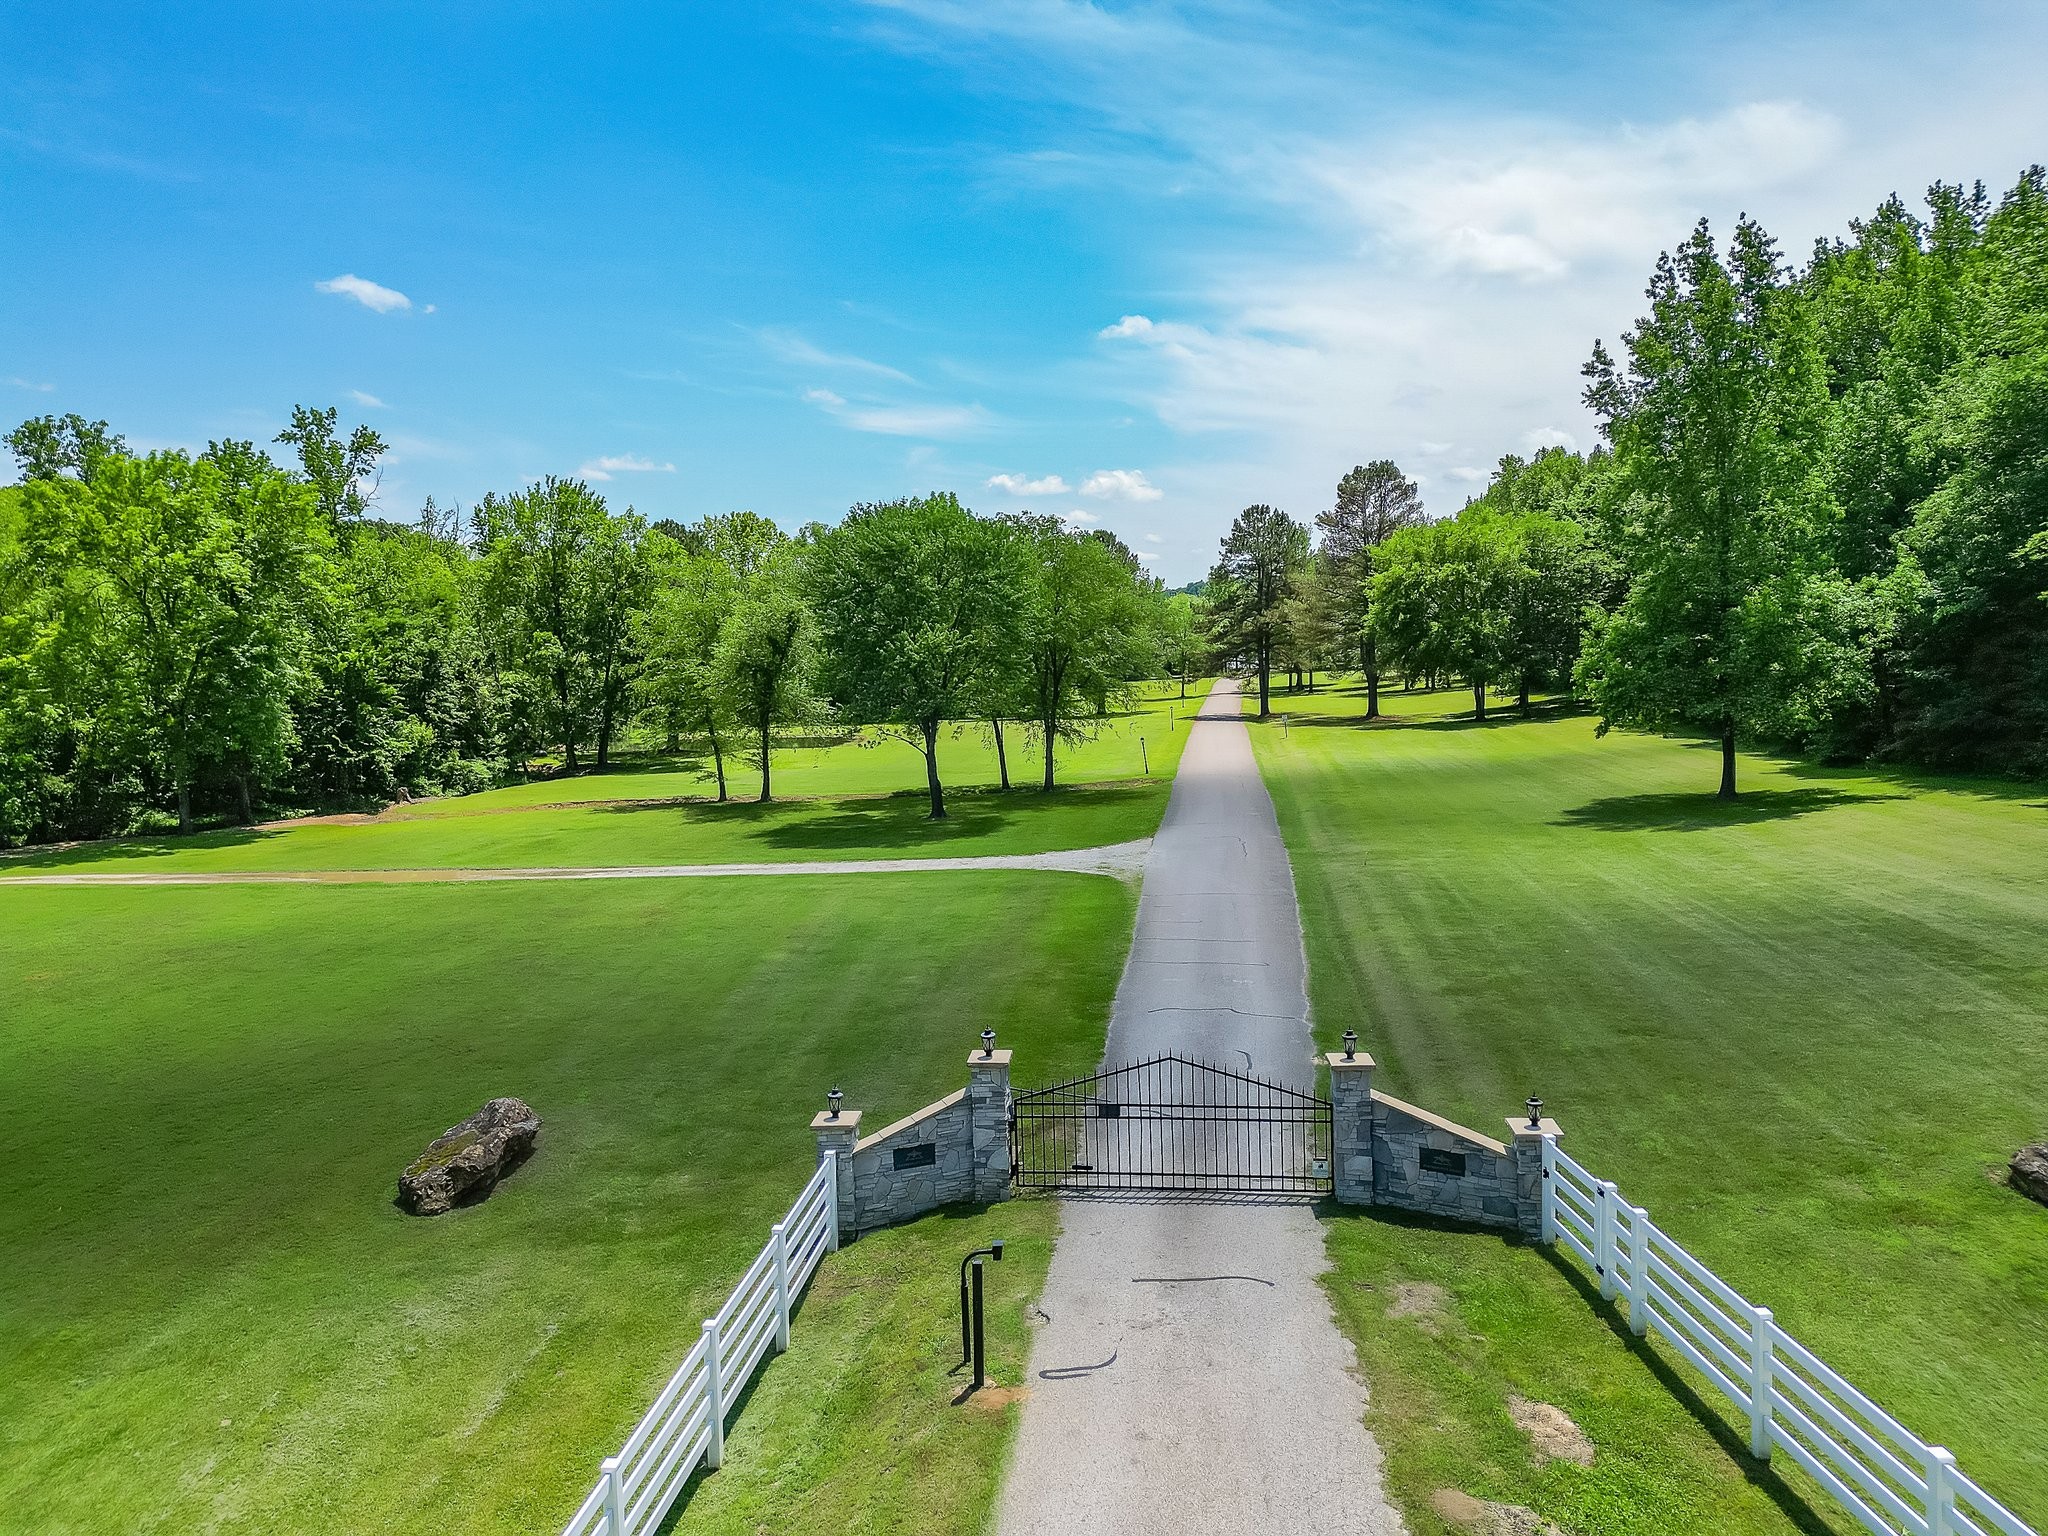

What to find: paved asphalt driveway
left=993, top=678, right=1404, bottom=1535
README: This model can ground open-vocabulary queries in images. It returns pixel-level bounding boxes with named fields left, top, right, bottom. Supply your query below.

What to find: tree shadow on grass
left=1555, top=787, right=1905, bottom=832
left=1270, top=698, right=1588, bottom=733
left=747, top=798, right=1022, bottom=853
left=592, top=783, right=1156, bottom=855
left=1775, top=755, right=2048, bottom=813
left=0, top=824, right=283, bottom=870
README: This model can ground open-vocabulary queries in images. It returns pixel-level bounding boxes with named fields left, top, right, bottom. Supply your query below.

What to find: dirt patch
left=1508, top=1394, right=1595, bottom=1466
left=1387, top=1280, right=1451, bottom=1332
left=952, top=1382, right=1027, bottom=1414
left=1429, top=1488, right=1566, bottom=1535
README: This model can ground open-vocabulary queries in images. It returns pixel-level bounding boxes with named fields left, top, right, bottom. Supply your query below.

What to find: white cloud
left=1079, top=468, right=1163, bottom=502
left=577, top=453, right=677, bottom=482
left=1337, top=103, right=1842, bottom=282
left=1059, top=508, right=1099, bottom=525
left=1142, top=532, right=1162, bottom=543
left=755, top=326, right=914, bottom=382
left=804, top=388, right=989, bottom=438
left=860, top=0, right=2048, bottom=586
left=1522, top=427, right=1577, bottom=452
left=314, top=274, right=413, bottom=313
left=349, top=390, right=388, bottom=409
left=7, top=376, right=54, bottom=392
left=987, top=472, right=1071, bottom=495
left=422, top=304, right=438, bottom=314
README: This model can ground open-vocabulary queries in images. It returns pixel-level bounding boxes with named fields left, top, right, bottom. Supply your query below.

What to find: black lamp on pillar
left=1341, top=1029, right=1357, bottom=1061
left=827, top=1087, right=844, bottom=1121
left=980, top=1029, right=996, bottom=1058
left=1525, top=1095, right=1544, bottom=1129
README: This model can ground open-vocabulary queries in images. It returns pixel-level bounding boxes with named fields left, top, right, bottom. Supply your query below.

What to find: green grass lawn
left=4, top=782, right=1168, bottom=875
left=6, top=686, right=1203, bottom=875
left=1247, top=680, right=2048, bottom=1534
left=0, top=873, right=1131, bottom=1534
left=469, top=678, right=1209, bottom=812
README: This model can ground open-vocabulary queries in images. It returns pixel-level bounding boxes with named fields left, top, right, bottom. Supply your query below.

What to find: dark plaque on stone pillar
left=1419, top=1147, right=1467, bottom=1176
left=893, top=1143, right=938, bottom=1170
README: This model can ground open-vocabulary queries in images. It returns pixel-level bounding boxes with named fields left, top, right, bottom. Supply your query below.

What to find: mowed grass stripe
left=0, top=872, right=1133, bottom=1534
left=1249, top=682, right=2048, bottom=1532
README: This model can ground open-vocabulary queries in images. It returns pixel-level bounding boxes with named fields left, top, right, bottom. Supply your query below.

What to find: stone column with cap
left=967, top=1046, right=1013, bottom=1203
left=1506, top=1108, right=1563, bottom=1242
left=1325, top=1048, right=1377, bottom=1206
left=812, top=1105, right=862, bottom=1239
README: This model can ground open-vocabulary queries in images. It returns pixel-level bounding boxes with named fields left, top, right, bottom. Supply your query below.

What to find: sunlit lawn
left=1249, top=679, right=2048, bottom=1533
left=0, top=873, right=1131, bottom=1534
left=462, top=678, right=1208, bottom=813
left=6, top=684, right=1203, bottom=875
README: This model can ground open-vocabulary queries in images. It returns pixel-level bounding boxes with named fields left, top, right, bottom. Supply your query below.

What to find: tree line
left=1201, top=166, right=2048, bottom=795
left=0, top=417, right=1176, bottom=844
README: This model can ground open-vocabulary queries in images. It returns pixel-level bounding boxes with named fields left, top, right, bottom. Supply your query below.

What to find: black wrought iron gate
left=1008, top=1055, right=1333, bottom=1195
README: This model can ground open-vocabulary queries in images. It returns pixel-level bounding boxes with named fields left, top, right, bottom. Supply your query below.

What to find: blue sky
left=5, top=2, right=2046, bottom=583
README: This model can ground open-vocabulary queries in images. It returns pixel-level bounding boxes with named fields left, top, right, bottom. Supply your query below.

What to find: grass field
left=0, top=873, right=1132, bottom=1534
left=1247, top=680, right=2048, bottom=1533
left=5, top=686, right=1202, bottom=875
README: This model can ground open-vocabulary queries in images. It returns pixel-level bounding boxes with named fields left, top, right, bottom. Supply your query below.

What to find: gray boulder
left=399, top=1097, right=541, bottom=1215
left=2013, top=1144, right=2048, bottom=1208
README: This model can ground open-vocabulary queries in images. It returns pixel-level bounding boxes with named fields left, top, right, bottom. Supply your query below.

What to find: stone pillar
left=812, top=1108, right=862, bottom=1240
left=1505, top=1112, right=1563, bottom=1242
left=1325, top=1050, right=1376, bottom=1206
left=967, top=1048, right=1013, bottom=1204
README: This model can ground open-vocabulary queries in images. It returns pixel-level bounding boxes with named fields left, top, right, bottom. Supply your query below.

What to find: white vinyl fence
left=1543, top=1139, right=2035, bottom=1536
left=558, top=1153, right=839, bottom=1536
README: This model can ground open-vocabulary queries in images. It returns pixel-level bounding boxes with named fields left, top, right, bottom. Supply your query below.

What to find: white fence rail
left=559, top=1153, right=840, bottom=1536
left=1543, top=1140, right=2035, bottom=1536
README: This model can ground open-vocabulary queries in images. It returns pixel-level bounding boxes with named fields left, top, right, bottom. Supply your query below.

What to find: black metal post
left=971, top=1258, right=986, bottom=1389
left=959, top=1262, right=972, bottom=1365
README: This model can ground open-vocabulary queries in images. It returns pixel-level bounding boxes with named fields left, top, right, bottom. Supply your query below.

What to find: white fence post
left=1747, top=1305, right=1775, bottom=1461
left=1595, top=1181, right=1619, bottom=1301
left=772, top=1222, right=791, bottom=1354
left=1627, top=1205, right=1651, bottom=1336
left=824, top=1150, right=841, bottom=1252
left=1927, top=1447, right=1957, bottom=1536
left=702, top=1318, right=725, bottom=1470
left=1539, top=1134, right=1558, bottom=1244
left=601, top=1454, right=624, bottom=1534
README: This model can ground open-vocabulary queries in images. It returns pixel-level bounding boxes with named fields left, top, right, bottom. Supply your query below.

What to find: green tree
left=1157, top=591, right=1203, bottom=699
left=809, top=493, right=1026, bottom=819
left=1494, top=510, right=1597, bottom=710
left=1008, top=515, right=1153, bottom=790
left=4, top=413, right=128, bottom=484
left=1578, top=217, right=1869, bottom=796
left=275, top=405, right=388, bottom=530
left=1206, top=504, right=1309, bottom=717
left=1371, top=518, right=1515, bottom=719
left=715, top=545, right=822, bottom=802
left=1317, top=461, right=1426, bottom=716
left=19, top=448, right=329, bottom=832
left=1277, top=551, right=1346, bottom=693
left=473, top=477, right=654, bottom=772
left=1859, top=173, right=2048, bottom=771
left=638, top=541, right=742, bottom=799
